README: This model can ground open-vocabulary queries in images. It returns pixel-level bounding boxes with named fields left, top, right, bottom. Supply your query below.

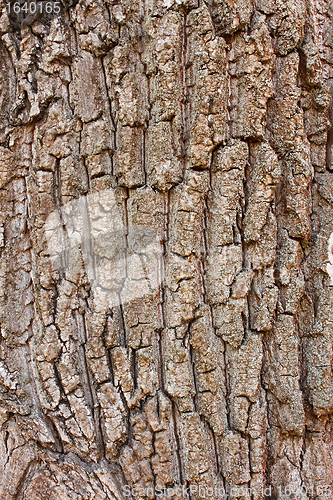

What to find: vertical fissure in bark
left=171, top=400, right=185, bottom=487
left=76, top=312, right=106, bottom=458
left=180, top=10, right=189, bottom=181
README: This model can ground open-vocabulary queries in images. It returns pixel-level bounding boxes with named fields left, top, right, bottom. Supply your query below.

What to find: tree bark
left=0, top=0, right=333, bottom=498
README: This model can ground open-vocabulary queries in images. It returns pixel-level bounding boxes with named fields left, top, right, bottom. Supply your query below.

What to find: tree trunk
left=0, top=0, right=333, bottom=498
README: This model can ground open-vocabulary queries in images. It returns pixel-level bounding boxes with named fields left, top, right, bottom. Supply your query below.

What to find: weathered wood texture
left=0, top=0, right=333, bottom=498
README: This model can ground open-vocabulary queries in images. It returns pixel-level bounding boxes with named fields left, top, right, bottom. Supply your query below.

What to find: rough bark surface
left=0, top=0, right=333, bottom=498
